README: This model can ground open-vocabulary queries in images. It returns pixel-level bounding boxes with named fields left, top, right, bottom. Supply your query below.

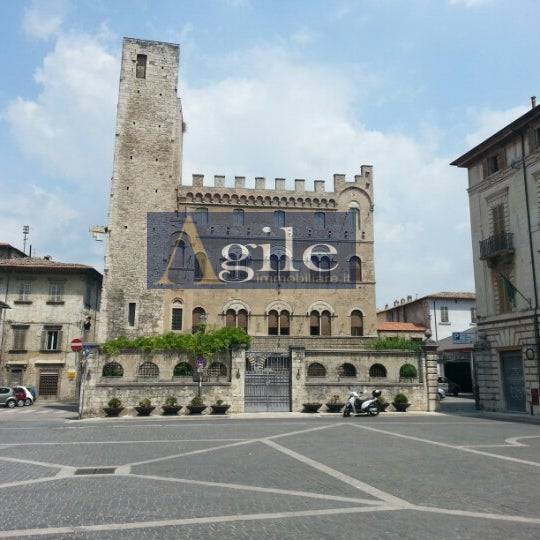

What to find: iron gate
left=501, top=351, right=526, bottom=412
left=245, top=354, right=291, bottom=412
left=39, top=369, right=59, bottom=399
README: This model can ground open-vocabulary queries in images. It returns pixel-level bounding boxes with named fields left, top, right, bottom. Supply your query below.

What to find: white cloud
left=182, top=45, right=473, bottom=305
left=465, top=104, right=529, bottom=147
left=291, top=27, right=318, bottom=47
left=23, top=0, right=66, bottom=40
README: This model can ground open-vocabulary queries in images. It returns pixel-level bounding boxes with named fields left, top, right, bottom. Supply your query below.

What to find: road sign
left=452, top=332, right=473, bottom=345
left=71, top=338, right=83, bottom=352
left=196, top=357, right=206, bottom=369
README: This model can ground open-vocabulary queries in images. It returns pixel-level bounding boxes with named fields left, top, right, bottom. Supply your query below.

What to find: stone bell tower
left=99, top=38, right=183, bottom=340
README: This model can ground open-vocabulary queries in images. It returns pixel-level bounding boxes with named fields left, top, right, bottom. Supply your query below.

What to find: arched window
left=237, top=309, right=248, bottom=332
left=314, top=211, right=325, bottom=228
left=138, top=362, right=159, bottom=379
left=349, top=256, right=362, bottom=282
left=268, top=310, right=279, bottom=335
left=192, top=307, right=206, bottom=333
left=348, top=207, right=360, bottom=229
left=321, top=310, right=332, bottom=336
left=310, top=311, right=320, bottom=336
left=338, top=363, right=356, bottom=377
left=307, top=362, right=326, bottom=377
left=173, top=362, right=193, bottom=377
left=207, top=361, right=228, bottom=379
left=351, top=310, right=363, bottom=336
left=369, top=363, right=387, bottom=378
left=233, top=208, right=244, bottom=226
left=274, top=210, right=285, bottom=228
left=194, top=252, right=207, bottom=281
left=279, top=310, right=290, bottom=335
left=225, top=309, right=236, bottom=328
left=171, top=301, right=183, bottom=331
left=102, top=362, right=123, bottom=378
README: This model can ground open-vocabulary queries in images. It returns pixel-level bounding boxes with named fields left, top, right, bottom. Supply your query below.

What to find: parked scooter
left=343, top=390, right=381, bottom=417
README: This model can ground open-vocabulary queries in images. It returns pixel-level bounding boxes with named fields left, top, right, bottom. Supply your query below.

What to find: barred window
left=338, top=363, right=356, bottom=377
left=171, top=307, right=183, bottom=331
left=369, top=363, right=387, bottom=378
left=207, top=361, right=227, bottom=378
left=18, top=281, right=31, bottom=301
left=138, top=362, right=159, bottom=379
left=102, top=362, right=124, bottom=378
left=173, top=362, right=193, bottom=377
left=48, top=282, right=64, bottom=302
left=307, top=362, right=326, bottom=377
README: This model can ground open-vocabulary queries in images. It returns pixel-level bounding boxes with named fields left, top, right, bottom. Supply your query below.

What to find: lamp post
left=196, top=313, right=208, bottom=398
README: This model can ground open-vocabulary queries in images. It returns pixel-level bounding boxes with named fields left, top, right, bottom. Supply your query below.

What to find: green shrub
left=373, top=337, right=422, bottom=352
left=138, top=398, right=152, bottom=408
left=377, top=394, right=388, bottom=405
left=164, top=396, right=177, bottom=406
left=215, top=399, right=224, bottom=406
left=190, top=395, right=204, bottom=407
left=393, top=393, right=409, bottom=404
left=399, top=363, right=418, bottom=378
left=102, top=327, right=251, bottom=357
left=108, top=397, right=122, bottom=409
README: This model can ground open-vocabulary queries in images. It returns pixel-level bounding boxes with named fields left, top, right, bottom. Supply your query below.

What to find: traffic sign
left=196, top=357, right=206, bottom=369
left=452, top=332, right=473, bottom=345
left=71, top=338, right=83, bottom=352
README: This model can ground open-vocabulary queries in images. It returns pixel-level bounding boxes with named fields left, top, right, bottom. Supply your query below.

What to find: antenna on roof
left=22, top=225, right=30, bottom=254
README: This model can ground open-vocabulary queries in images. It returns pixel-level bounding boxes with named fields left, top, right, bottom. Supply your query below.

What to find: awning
left=34, top=359, right=66, bottom=365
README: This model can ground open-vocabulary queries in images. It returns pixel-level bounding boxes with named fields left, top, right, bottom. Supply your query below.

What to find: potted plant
left=302, top=402, right=322, bottom=413
left=325, top=394, right=345, bottom=413
left=134, top=398, right=155, bottom=416
left=393, top=393, right=410, bottom=412
left=103, top=397, right=123, bottom=417
left=187, top=395, right=207, bottom=415
left=210, top=399, right=230, bottom=415
left=377, top=395, right=390, bottom=412
left=161, top=396, right=182, bottom=416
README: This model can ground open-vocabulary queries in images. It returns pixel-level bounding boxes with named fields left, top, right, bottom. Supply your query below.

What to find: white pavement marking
left=0, top=454, right=74, bottom=471
left=117, top=422, right=339, bottom=474
left=262, top=439, right=410, bottom=507
left=0, top=438, right=247, bottom=447
left=461, top=435, right=540, bottom=449
left=349, top=423, right=540, bottom=467
left=0, top=505, right=398, bottom=538
left=129, top=472, right=383, bottom=506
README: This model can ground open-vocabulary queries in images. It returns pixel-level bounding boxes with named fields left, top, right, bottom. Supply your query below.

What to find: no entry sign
left=71, top=338, right=83, bottom=352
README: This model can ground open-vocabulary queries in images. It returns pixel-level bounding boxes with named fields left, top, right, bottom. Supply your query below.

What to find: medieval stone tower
left=100, top=37, right=377, bottom=343
left=100, top=38, right=183, bottom=340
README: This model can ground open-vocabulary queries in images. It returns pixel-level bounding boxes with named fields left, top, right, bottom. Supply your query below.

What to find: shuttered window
left=279, top=311, right=290, bottom=335
left=171, top=307, right=183, bottom=330
left=237, top=309, right=248, bottom=332
left=491, top=204, right=506, bottom=237
left=310, top=311, right=320, bottom=336
left=226, top=309, right=236, bottom=328
left=320, top=310, right=332, bottom=336
left=12, top=326, right=28, bottom=351
left=268, top=310, right=279, bottom=335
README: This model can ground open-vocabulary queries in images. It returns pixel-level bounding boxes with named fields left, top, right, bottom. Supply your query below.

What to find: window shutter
left=40, top=330, right=47, bottom=351
left=56, top=329, right=63, bottom=350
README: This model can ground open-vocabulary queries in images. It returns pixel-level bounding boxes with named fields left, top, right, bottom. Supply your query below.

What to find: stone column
left=230, top=344, right=246, bottom=413
left=290, top=346, right=306, bottom=411
left=422, top=331, right=439, bottom=412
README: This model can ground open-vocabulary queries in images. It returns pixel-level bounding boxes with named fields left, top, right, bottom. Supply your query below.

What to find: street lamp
left=196, top=312, right=208, bottom=398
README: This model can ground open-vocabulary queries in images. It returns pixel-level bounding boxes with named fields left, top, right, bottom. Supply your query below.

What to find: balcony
left=479, top=233, right=514, bottom=261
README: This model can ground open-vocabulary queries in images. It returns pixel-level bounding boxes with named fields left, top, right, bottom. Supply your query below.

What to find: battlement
left=185, top=165, right=373, bottom=195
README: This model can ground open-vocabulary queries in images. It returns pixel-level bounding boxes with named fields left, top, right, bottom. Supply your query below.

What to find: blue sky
left=0, top=0, right=539, bottom=307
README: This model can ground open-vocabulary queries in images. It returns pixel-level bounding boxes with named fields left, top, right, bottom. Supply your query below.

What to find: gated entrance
left=245, top=353, right=291, bottom=412
left=501, top=351, right=525, bottom=412
left=39, top=368, right=59, bottom=399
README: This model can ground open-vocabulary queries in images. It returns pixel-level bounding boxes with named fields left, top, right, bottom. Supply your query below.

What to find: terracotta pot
left=393, top=402, right=410, bottom=412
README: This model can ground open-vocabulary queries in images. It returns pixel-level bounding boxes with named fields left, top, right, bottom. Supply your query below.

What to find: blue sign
left=452, top=332, right=473, bottom=344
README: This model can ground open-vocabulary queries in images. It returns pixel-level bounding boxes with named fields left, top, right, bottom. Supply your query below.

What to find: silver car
left=0, top=387, right=18, bottom=408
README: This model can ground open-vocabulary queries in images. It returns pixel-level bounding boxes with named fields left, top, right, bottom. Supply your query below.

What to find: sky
left=0, top=0, right=539, bottom=309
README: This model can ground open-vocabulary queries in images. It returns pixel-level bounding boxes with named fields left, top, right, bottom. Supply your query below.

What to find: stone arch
left=369, top=363, right=387, bottom=378
left=307, top=300, right=334, bottom=316
left=307, top=362, right=326, bottom=377
left=138, top=361, right=159, bottom=379
left=212, top=193, right=221, bottom=203
left=248, top=195, right=256, bottom=205
left=338, top=363, right=357, bottom=377
left=222, top=299, right=251, bottom=314
left=102, top=361, right=123, bottom=378
left=265, top=299, right=294, bottom=315
left=173, top=361, right=193, bottom=377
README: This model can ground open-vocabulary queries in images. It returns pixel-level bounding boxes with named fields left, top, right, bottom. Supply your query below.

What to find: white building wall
left=428, top=298, right=476, bottom=341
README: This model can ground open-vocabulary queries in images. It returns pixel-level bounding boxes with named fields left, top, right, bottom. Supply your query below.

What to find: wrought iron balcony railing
left=479, top=232, right=514, bottom=260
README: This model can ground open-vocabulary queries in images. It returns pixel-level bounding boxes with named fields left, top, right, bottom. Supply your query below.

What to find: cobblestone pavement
left=0, top=412, right=538, bottom=539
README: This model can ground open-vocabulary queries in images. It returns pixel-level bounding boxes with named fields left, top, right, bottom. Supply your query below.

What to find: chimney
left=532, top=96, right=537, bottom=109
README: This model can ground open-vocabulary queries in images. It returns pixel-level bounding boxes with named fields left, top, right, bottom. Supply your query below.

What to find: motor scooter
left=343, top=390, right=381, bottom=417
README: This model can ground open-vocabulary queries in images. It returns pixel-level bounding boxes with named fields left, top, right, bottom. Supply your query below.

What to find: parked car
left=27, top=386, right=38, bottom=401
left=437, top=387, right=446, bottom=400
left=13, top=386, right=33, bottom=406
left=0, top=387, right=18, bottom=408
left=14, top=388, right=27, bottom=407
left=437, top=376, right=460, bottom=396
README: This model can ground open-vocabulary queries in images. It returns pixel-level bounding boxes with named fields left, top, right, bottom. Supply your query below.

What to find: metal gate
left=501, top=351, right=525, bottom=412
left=245, top=354, right=291, bottom=412
left=8, top=368, right=23, bottom=386
left=39, top=369, right=59, bottom=399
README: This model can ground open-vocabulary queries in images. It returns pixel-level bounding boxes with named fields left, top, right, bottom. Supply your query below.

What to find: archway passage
left=244, top=353, right=291, bottom=412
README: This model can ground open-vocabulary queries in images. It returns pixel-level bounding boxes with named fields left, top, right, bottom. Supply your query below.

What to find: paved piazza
left=0, top=404, right=539, bottom=539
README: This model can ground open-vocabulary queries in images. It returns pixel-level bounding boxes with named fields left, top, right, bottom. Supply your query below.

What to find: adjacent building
left=452, top=98, right=540, bottom=414
left=377, top=292, right=476, bottom=342
left=0, top=256, right=102, bottom=400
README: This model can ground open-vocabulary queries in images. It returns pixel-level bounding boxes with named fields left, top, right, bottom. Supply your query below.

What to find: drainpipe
left=432, top=300, right=438, bottom=342
left=0, top=272, right=11, bottom=386
left=514, top=128, right=540, bottom=388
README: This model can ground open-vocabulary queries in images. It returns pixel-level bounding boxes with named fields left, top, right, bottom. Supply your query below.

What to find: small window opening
left=136, top=54, right=147, bottom=79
